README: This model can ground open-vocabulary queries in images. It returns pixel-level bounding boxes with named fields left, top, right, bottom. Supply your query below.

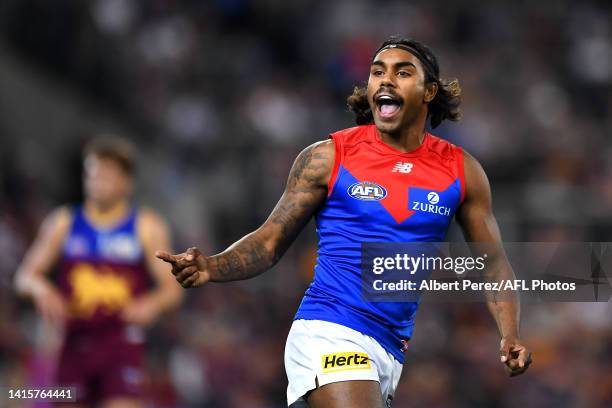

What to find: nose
left=380, top=71, right=396, bottom=88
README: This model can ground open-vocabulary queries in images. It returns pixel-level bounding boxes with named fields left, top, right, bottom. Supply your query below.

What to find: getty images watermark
left=361, top=243, right=612, bottom=302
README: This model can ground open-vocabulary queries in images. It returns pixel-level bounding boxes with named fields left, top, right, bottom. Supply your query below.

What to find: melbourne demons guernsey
left=295, top=125, right=465, bottom=362
left=57, top=207, right=149, bottom=336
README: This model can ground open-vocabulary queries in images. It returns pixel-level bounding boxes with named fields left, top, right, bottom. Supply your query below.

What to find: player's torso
left=297, top=125, right=465, bottom=361
left=318, top=124, right=464, bottom=247
left=57, top=206, right=149, bottom=334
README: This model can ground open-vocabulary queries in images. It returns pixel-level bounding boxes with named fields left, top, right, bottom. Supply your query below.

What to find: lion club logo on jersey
left=348, top=182, right=387, bottom=201
left=409, top=188, right=453, bottom=217
left=68, top=263, right=132, bottom=318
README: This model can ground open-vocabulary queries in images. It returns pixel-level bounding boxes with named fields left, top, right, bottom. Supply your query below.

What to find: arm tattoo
left=208, top=141, right=333, bottom=282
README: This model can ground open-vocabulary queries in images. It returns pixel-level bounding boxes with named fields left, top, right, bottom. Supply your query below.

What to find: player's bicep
left=456, top=152, right=502, bottom=243
left=261, top=140, right=334, bottom=250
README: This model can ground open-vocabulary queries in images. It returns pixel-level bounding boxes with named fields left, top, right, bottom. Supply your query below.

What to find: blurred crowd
left=0, top=0, right=611, bottom=407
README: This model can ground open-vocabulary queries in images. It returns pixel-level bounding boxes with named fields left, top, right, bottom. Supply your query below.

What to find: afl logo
left=427, top=192, right=440, bottom=204
left=348, top=182, right=387, bottom=201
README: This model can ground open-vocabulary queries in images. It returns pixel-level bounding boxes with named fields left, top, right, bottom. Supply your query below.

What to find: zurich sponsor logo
left=427, top=192, right=440, bottom=204
left=348, top=181, right=387, bottom=201
left=412, top=190, right=451, bottom=216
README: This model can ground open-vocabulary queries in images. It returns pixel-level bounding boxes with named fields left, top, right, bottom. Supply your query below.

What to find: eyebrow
left=371, top=60, right=417, bottom=70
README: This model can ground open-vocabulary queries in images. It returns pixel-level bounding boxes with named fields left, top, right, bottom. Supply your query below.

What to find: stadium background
left=0, top=0, right=611, bottom=407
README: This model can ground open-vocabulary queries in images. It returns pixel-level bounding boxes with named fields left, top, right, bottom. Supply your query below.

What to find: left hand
left=500, top=337, right=532, bottom=377
left=121, top=295, right=161, bottom=327
left=155, top=247, right=211, bottom=288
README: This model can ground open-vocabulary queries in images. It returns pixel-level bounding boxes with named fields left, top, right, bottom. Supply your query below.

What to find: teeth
left=379, top=95, right=392, bottom=100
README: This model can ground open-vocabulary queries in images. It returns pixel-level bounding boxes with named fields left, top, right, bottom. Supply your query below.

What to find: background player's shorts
left=285, top=319, right=403, bottom=407
left=55, top=325, right=146, bottom=404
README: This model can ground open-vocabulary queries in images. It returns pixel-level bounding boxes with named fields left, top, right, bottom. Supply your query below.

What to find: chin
left=373, top=117, right=401, bottom=134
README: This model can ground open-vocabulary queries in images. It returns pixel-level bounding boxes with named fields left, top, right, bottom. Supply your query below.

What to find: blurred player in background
left=157, top=37, right=531, bottom=407
left=15, top=137, right=183, bottom=408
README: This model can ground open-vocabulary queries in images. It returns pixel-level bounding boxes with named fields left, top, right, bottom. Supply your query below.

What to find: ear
left=424, top=82, right=438, bottom=103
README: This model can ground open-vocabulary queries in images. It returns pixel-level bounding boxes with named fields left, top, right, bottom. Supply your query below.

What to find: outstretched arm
left=157, top=139, right=334, bottom=286
left=456, top=151, right=531, bottom=377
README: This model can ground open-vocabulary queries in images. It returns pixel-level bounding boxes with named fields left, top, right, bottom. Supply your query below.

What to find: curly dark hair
left=347, top=37, right=461, bottom=129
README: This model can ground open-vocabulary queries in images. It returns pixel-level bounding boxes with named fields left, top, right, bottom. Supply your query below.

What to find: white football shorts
left=284, top=319, right=403, bottom=406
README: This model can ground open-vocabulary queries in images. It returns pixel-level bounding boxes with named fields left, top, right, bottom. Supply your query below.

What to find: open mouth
left=375, top=94, right=402, bottom=118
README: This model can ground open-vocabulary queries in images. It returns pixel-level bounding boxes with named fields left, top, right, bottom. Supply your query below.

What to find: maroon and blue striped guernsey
left=295, top=124, right=466, bottom=362
left=57, top=206, right=149, bottom=335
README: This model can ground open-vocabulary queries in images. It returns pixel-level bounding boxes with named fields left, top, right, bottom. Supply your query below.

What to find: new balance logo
left=392, top=162, right=413, bottom=173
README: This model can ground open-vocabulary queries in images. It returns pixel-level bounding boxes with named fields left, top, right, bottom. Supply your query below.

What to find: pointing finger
left=157, top=250, right=198, bottom=269
left=155, top=250, right=179, bottom=264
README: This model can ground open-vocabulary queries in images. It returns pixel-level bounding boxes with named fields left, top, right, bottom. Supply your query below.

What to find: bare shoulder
left=289, top=139, right=335, bottom=188
left=138, top=207, right=166, bottom=223
left=295, top=139, right=335, bottom=170
left=137, top=207, right=170, bottom=237
left=24, top=205, right=73, bottom=255
left=462, top=149, right=485, bottom=175
left=310, top=139, right=335, bottom=155
left=42, top=206, right=73, bottom=236
left=462, top=149, right=491, bottom=199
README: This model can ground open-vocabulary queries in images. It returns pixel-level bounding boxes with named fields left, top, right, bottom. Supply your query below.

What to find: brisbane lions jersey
left=57, top=207, right=149, bottom=335
left=295, top=125, right=465, bottom=362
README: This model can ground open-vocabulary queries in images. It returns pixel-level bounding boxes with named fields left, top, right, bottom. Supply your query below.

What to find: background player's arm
left=14, top=206, right=72, bottom=325
left=157, top=139, right=334, bottom=286
left=122, top=210, right=184, bottom=326
left=456, top=151, right=531, bottom=376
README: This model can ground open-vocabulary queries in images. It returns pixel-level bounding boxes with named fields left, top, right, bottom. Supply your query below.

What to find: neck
left=377, top=111, right=428, bottom=152
left=84, top=199, right=129, bottom=228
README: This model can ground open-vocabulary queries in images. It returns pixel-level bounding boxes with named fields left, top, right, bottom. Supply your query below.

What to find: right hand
left=32, top=281, right=68, bottom=326
left=155, top=247, right=210, bottom=288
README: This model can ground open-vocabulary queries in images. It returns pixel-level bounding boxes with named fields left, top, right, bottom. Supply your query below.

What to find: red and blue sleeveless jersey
left=57, top=207, right=149, bottom=336
left=294, top=125, right=465, bottom=362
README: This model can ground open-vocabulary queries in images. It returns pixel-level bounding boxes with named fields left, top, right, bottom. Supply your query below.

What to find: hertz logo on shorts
left=321, top=352, right=370, bottom=373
